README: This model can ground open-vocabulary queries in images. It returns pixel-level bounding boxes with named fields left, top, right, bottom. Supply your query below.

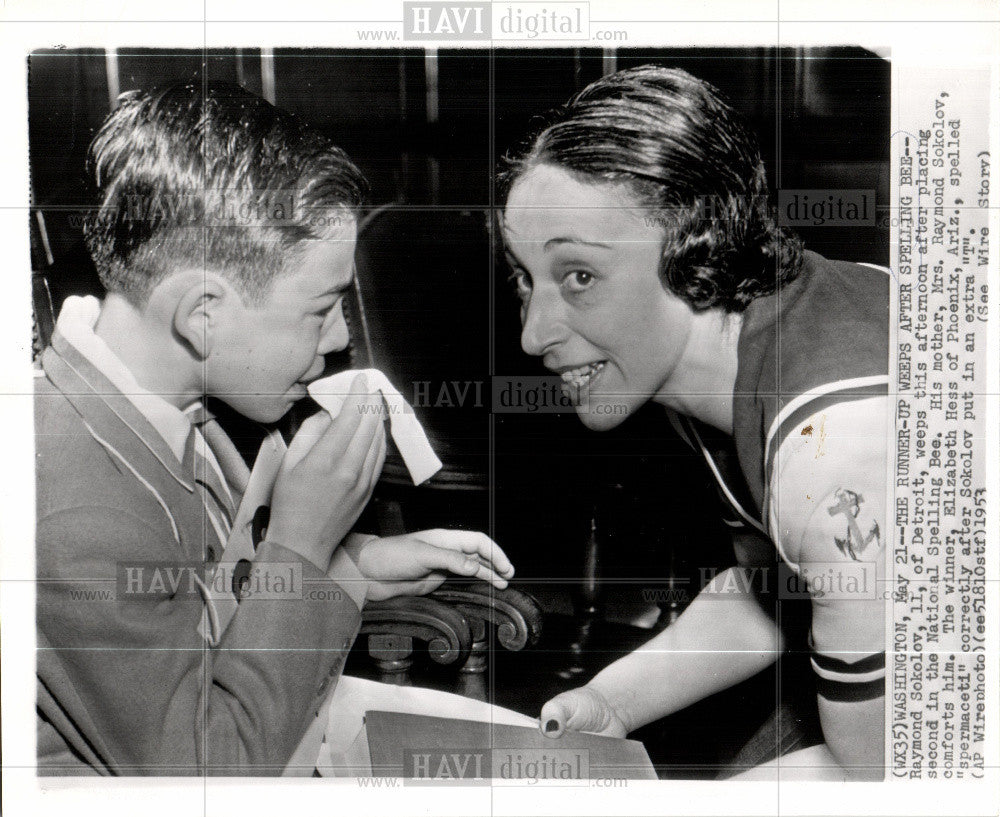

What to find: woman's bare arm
left=541, top=565, right=784, bottom=736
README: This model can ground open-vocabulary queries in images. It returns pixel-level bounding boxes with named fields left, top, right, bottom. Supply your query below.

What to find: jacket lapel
left=42, top=337, right=213, bottom=562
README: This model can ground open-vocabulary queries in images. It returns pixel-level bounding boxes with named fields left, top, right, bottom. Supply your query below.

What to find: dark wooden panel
left=493, top=48, right=605, bottom=169
left=29, top=50, right=108, bottom=209
left=115, top=49, right=202, bottom=93
left=273, top=50, right=413, bottom=204
left=435, top=50, right=490, bottom=205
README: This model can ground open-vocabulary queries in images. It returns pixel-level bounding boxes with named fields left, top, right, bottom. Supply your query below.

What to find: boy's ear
left=172, top=278, right=229, bottom=359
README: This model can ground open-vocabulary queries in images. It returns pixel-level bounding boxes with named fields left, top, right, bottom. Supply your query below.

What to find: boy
left=35, top=83, right=511, bottom=775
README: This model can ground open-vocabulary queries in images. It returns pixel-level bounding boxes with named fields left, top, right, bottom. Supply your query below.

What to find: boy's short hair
left=83, top=82, right=368, bottom=305
left=499, top=65, right=803, bottom=313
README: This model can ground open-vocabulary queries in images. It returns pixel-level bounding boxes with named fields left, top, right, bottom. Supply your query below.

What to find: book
left=365, top=710, right=658, bottom=781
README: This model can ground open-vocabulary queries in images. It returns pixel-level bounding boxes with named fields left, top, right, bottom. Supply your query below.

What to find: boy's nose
left=301, top=355, right=327, bottom=383
left=318, top=305, right=350, bottom=354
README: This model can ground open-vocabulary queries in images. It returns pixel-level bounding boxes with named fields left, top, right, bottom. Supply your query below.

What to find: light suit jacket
left=35, top=331, right=362, bottom=775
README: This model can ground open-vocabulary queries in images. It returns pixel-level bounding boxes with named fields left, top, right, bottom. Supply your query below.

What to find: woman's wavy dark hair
left=498, top=65, right=803, bottom=313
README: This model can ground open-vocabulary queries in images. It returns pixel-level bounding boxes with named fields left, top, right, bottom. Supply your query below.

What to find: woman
left=499, top=66, right=890, bottom=780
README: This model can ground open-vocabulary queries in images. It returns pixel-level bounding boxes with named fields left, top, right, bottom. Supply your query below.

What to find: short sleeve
left=767, top=395, right=889, bottom=700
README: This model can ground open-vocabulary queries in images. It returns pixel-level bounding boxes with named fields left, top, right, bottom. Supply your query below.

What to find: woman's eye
left=563, top=270, right=595, bottom=292
left=508, top=270, right=532, bottom=301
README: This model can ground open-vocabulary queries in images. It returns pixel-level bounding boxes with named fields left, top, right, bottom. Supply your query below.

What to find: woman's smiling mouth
left=556, top=360, right=607, bottom=401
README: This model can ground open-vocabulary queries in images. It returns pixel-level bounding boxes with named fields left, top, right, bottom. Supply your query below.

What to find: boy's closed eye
left=309, top=296, right=342, bottom=319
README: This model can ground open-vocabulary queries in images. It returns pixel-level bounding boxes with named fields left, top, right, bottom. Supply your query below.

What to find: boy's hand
left=267, top=374, right=387, bottom=572
left=344, top=529, right=515, bottom=602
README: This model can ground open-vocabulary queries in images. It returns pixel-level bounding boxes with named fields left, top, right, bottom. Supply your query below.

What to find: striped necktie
left=190, top=409, right=251, bottom=499
left=186, top=407, right=250, bottom=559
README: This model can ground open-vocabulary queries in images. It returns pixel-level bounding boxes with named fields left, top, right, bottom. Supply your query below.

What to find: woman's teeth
left=559, top=361, right=606, bottom=388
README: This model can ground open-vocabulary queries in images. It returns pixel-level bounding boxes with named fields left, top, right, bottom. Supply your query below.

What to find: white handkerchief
left=308, top=368, right=443, bottom=485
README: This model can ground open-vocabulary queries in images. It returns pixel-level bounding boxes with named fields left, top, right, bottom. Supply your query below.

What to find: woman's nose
left=520, top=295, right=564, bottom=357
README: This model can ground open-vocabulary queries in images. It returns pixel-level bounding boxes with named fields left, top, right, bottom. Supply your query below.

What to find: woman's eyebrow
left=543, top=237, right=612, bottom=250
left=504, top=247, right=529, bottom=270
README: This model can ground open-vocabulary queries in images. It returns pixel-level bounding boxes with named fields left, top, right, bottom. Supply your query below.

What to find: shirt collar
left=54, top=295, right=196, bottom=462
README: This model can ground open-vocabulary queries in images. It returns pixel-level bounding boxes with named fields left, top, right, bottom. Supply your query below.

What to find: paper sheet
left=313, top=676, right=538, bottom=777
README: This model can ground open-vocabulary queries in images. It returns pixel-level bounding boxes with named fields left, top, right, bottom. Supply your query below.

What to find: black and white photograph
left=1, top=2, right=997, bottom=815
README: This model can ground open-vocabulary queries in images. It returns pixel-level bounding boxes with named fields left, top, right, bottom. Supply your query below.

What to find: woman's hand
left=539, top=686, right=629, bottom=739
left=344, top=529, right=515, bottom=602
